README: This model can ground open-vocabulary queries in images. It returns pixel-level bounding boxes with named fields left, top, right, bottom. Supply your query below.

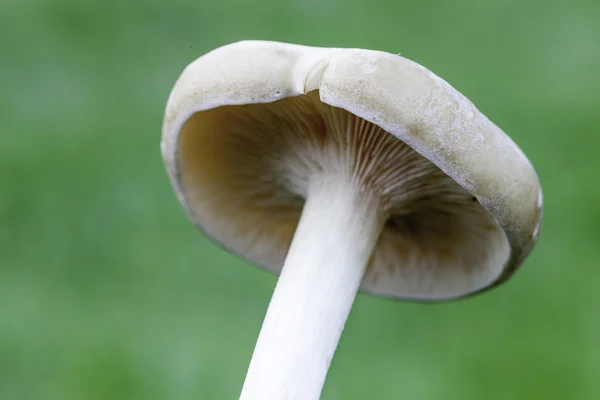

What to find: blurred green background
left=1, top=0, right=599, bottom=399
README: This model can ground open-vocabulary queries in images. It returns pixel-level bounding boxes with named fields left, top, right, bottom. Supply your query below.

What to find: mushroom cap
left=161, top=40, right=543, bottom=301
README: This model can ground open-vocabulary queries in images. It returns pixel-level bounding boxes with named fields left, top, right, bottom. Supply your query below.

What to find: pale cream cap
left=161, top=40, right=543, bottom=301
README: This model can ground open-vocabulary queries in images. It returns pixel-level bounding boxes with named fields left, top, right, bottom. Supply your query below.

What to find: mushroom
left=161, top=40, right=543, bottom=400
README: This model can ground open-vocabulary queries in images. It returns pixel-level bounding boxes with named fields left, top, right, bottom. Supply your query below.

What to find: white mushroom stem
left=240, top=174, right=386, bottom=400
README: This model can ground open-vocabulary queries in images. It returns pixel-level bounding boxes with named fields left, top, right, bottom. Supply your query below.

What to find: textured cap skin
left=162, top=40, right=543, bottom=298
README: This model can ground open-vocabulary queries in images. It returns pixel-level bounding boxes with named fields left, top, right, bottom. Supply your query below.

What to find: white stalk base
left=239, top=175, right=385, bottom=400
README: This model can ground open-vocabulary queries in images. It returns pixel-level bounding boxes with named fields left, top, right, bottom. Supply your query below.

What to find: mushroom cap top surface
left=162, top=40, right=543, bottom=301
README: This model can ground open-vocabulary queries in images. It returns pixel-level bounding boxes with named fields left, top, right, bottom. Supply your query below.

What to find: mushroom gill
left=177, top=90, right=510, bottom=300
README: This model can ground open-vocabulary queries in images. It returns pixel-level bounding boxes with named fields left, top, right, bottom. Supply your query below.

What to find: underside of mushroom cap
left=162, top=40, right=543, bottom=301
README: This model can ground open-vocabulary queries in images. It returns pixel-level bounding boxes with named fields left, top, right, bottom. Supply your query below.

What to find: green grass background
left=1, top=0, right=599, bottom=399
